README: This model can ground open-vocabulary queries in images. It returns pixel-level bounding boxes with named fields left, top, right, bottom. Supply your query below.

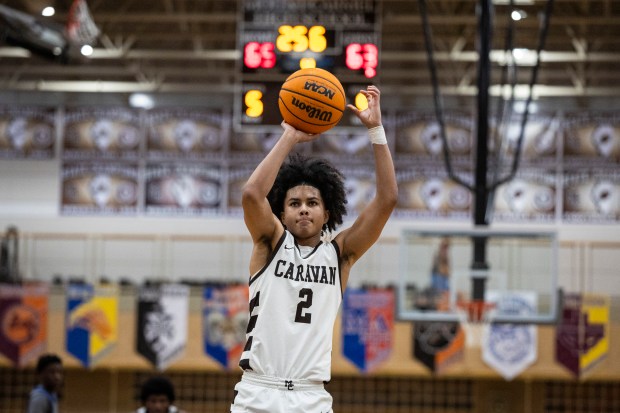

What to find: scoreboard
left=236, top=0, right=380, bottom=130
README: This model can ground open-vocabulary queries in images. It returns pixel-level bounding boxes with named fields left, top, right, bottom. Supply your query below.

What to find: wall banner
left=342, top=288, right=394, bottom=373
left=555, top=293, right=610, bottom=378
left=0, top=283, right=49, bottom=367
left=66, top=283, right=118, bottom=368
left=482, top=291, right=538, bottom=380
left=202, top=284, right=249, bottom=370
left=137, top=284, right=189, bottom=370
left=413, top=321, right=465, bottom=374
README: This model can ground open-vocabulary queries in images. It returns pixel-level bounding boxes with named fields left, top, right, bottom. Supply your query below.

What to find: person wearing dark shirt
left=27, top=354, right=63, bottom=413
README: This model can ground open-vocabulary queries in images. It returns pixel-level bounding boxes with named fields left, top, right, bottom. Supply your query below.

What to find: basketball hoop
left=456, top=299, right=496, bottom=323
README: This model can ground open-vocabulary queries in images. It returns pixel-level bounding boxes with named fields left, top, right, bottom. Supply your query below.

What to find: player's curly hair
left=268, top=153, right=347, bottom=232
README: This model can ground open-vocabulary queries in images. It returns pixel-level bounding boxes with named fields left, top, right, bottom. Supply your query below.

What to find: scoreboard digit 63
left=236, top=0, right=380, bottom=130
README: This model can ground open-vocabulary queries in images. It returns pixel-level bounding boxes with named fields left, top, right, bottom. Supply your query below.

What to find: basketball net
left=455, top=299, right=496, bottom=347
left=65, top=0, right=101, bottom=45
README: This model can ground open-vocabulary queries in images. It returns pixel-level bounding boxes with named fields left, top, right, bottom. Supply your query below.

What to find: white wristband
left=368, top=125, right=387, bottom=145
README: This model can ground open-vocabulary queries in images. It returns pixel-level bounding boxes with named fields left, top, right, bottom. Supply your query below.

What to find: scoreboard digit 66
left=236, top=0, right=380, bottom=130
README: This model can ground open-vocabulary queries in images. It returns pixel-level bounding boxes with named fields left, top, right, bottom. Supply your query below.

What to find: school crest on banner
left=202, top=284, right=249, bottom=369
left=342, top=288, right=394, bottom=372
left=0, top=283, right=48, bottom=367
left=482, top=292, right=538, bottom=380
left=413, top=321, right=465, bottom=374
left=66, top=283, right=118, bottom=368
left=556, top=293, right=609, bottom=378
left=137, top=284, right=189, bottom=370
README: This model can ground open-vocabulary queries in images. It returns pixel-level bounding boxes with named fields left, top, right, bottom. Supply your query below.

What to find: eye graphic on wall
left=90, top=119, right=114, bottom=151
left=591, top=180, right=617, bottom=214
left=420, top=122, right=443, bottom=156
left=171, top=175, right=196, bottom=208
left=533, top=186, right=555, bottom=211
left=89, top=174, right=113, bottom=207
left=32, top=124, right=54, bottom=148
left=591, top=124, right=616, bottom=158
left=7, top=117, right=28, bottom=150
left=174, top=120, right=198, bottom=152
left=420, top=178, right=444, bottom=211
left=504, top=180, right=528, bottom=212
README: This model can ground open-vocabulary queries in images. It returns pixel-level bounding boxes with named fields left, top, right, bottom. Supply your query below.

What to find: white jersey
left=238, top=230, right=343, bottom=382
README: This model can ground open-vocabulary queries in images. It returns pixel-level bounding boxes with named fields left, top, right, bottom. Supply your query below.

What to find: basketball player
left=230, top=85, right=397, bottom=413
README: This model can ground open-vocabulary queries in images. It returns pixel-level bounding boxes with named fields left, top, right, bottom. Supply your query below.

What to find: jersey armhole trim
left=331, top=240, right=344, bottom=297
left=249, top=230, right=287, bottom=286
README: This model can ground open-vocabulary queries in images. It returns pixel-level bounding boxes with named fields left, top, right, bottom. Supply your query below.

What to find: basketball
left=278, top=68, right=346, bottom=134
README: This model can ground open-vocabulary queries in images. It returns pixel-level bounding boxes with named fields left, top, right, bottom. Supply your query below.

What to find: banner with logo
left=202, top=284, right=249, bottom=370
left=563, top=170, right=620, bottom=223
left=413, top=321, right=465, bottom=374
left=0, top=283, right=49, bottom=367
left=144, top=163, right=223, bottom=216
left=563, top=113, right=620, bottom=162
left=63, top=108, right=141, bottom=160
left=0, top=107, right=56, bottom=159
left=66, top=283, right=118, bottom=368
left=492, top=170, right=557, bottom=222
left=312, top=129, right=373, bottom=158
left=491, top=114, right=559, bottom=161
left=61, top=162, right=140, bottom=215
left=482, top=291, right=538, bottom=380
left=556, top=293, right=610, bottom=378
left=146, top=109, right=227, bottom=161
left=136, top=284, right=189, bottom=370
left=395, top=168, right=472, bottom=220
left=342, top=288, right=394, bottom=372
left=392, top=111, right=473, bottom=161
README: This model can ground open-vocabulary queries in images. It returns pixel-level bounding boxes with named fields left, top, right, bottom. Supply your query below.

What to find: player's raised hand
left=347, top=85, right=382, bottom=129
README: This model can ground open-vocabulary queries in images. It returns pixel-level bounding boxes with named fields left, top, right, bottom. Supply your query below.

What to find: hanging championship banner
left=66, top=283, right=118, bottom=368
left=556, top=293, right=609, bottom=378
left=493, top=113, right=559, bottom=161
left=493, top=170, right=557, bottom=222
left=144, top=163, right=223, bottom=216
left=0, top=107, right=56, bottom=159
left=395, top=168, right=472, bottom=220
left=342, top=288, right=394, bottom=372
left=482, top=292, right=538, bottom=381
left=563, top=170, right=620, bottom=223
left=0, top=283, right=49, bottom=367
left=63, top=108, right=141, bottom=160
left=340, top=167, right=377, bottom=216
left=61, top=162, right=140, bottom=215
left=312, top=129, right=373, bottom=157
left=392, top=111, right=473, bottom=161
left=202, top=284, right=249, bottom=370
left=413, top=321, right=465, bottom=374
left=563, top=113, right=620, bottom=162
left=146, top=109, right=227, bottom=161
left=137, top=284, right=189, bottom=370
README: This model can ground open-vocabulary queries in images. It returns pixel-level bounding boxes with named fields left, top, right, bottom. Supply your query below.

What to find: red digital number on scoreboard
left=243, top=42, right=276, bottom=69
left=345, top=43, right=378, bottom=78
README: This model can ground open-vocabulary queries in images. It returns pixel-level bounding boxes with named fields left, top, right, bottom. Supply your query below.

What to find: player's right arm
left=242, top=122, right=317, bottom=271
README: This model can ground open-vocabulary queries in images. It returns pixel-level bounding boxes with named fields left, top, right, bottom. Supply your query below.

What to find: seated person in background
left=27, top=353, right=64, bottom=413
left=135, top=376, right=187, bottom=413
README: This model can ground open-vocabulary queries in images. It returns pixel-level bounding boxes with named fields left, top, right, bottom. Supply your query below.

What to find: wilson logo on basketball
left=303, top=81, right=336, bottom=100
left=291, top=97, right=333, bottom=122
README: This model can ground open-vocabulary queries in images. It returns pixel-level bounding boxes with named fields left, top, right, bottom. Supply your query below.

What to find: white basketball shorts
left=230, top=372, right=334, bottom=413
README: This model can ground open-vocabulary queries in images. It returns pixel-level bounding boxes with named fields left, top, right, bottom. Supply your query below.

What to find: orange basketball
left=278, top=68, right=346, bottom=134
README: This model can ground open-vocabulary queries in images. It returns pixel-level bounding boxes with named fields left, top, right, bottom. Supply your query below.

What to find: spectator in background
left=136, top=376, right=187, bottom=413
left=27, top=353, right=63, bottom=413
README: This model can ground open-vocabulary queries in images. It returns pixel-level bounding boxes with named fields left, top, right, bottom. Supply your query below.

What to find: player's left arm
left=336, top=86, right=398, bottom=269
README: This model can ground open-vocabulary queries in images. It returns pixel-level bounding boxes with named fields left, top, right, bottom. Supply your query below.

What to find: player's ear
left=323, top=210, right=329, bottom=225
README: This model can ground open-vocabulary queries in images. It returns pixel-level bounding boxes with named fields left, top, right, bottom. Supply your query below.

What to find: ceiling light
left=80, top=45, right=93, bottom=56
left=41, top=7, right=55, bottom=17
left=129, top=93, right=155, bottom=109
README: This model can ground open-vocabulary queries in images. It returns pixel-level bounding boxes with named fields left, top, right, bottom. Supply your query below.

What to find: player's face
left=281, top=185, right=329, bottom=242
left=144, top=394, right=172, bottom=413
left=40, top=362, right=63, bottom=393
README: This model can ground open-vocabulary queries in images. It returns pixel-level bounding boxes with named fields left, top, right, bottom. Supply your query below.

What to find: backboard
left=397, top=228, right=560, bottom=324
